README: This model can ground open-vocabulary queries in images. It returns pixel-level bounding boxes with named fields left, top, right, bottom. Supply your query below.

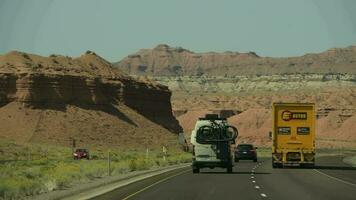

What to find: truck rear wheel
left=301, top=163, right=315, bottom=168
left=193, top=166, right=200, bottom=173
left=227, top=166, right=233, bottom=173
left=272, top=162, right=281, bottom=168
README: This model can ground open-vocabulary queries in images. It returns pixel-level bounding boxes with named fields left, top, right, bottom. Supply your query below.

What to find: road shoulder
left=30, top=163, right=190, bottom=200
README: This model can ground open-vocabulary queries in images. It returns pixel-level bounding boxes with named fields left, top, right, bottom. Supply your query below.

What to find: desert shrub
left=0, top=176, right=44, bottom=199
left=79, top=160, right=107, bottom=179
left=49, top=163, right=82, bottom=188
left=128, top=156, right=160, bottom=171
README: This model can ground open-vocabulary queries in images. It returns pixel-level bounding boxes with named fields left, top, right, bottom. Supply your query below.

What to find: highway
left=91, top=156, right=356, bottom=200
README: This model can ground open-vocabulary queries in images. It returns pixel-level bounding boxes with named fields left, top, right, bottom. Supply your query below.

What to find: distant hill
left=114, top=44, right=356, bottom=76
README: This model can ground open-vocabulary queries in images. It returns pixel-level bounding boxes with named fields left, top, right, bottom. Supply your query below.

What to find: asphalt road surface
left=91, top=155, right=356, bottom=200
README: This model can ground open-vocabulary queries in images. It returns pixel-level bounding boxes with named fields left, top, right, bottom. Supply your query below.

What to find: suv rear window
left=237, top=145, right=253, bottom=150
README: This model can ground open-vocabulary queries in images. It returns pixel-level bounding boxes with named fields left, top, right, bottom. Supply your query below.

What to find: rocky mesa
left=115, top=44, right=356, bottom=76
left=0, top=51, right=182, bottom=148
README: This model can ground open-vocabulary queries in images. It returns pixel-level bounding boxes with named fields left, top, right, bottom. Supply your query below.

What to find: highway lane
left=91, top=156, right=356, bottom=200
left=255, top=156, right=356, bottom=200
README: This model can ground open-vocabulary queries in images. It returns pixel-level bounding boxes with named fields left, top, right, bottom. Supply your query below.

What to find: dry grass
left=0, top=139, right=191, bottom=200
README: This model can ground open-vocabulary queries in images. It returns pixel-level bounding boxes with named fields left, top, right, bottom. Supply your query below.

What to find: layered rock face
left=120, top=78, right=180, bottom=132
left=0, top=51, right=182, bottom=147
left=154, top=74, right=356, bottom=99
left=115, top=44, right=356, bottom=76
left=167, top=75, right=356, bottom=148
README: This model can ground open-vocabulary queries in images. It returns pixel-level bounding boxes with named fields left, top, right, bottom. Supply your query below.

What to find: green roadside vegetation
left=1, top=139, right=354, bottom=199
left=0, top=139, right=191, bottom=200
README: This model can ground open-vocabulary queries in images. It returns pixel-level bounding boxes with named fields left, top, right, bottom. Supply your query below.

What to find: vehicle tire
left=302, top=163, right=314, bottom=169
left=192, top=166, right=200, bottom=174
left=272, top=162, right=279, bottom=168
left=253, top=159, right=257, bottom=162
left=227, top=166, right=233, bottom=173
left=235, top=158, right=239, bottom=162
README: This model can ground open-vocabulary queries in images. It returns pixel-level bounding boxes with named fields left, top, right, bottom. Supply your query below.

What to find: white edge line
left=313, top=169, right=356, bottom=188
left=64, top=164, right=190, bottom=200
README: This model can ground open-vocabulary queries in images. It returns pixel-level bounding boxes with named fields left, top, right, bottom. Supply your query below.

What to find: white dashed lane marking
left=260, top=193, right=267, bottom=198
left=251, top=162, right=269, bottom=199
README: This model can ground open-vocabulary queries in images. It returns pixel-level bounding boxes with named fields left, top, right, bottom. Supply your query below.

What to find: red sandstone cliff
left=0, top=51, right=182, bottom=147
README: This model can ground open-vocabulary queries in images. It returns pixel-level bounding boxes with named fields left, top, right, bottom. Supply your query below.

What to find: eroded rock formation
left=0, top=51, right=182, bottom=147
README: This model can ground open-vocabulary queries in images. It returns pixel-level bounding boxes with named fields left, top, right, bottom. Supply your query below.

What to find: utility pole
left=162, top=146, right=167, bottom=161
left=27, top=147, right=31, bottom=161
left=72, top=139, right=76, bottom=153
left=108, top=150, right=111, bottom=176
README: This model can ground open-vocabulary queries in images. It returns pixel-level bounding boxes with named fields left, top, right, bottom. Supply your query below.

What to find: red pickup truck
left=73, top=149, right=90, bottom=160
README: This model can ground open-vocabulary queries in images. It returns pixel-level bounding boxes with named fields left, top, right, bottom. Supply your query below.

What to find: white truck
left=191, top=114, right=238, bottom=173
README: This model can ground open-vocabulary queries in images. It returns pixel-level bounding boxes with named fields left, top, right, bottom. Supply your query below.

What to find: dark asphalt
left=91, top=155, right=356, bottom=200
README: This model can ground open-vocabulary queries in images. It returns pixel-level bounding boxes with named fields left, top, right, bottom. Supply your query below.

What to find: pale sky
left=0, top=0, right=355, bottom=61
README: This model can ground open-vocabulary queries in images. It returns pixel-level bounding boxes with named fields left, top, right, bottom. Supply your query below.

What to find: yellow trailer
left=272, top=103, right=315, bottom=168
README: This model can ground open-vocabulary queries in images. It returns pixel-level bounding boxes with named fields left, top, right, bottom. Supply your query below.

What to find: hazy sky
left=0, top=0, right=355, bottom=61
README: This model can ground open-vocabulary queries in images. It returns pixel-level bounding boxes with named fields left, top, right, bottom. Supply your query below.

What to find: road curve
left=91, top=156, right=356, bottom=200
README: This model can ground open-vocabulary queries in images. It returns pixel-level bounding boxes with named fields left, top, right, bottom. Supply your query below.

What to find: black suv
left=235, top=144, right=257, bottom=162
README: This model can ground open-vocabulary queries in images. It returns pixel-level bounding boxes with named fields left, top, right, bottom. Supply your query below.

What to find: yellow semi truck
left=272, top=103, right=315, bottom=168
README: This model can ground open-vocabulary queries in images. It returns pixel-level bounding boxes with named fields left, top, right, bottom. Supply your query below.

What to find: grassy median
left=0, top=139, right=191, bottom=200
